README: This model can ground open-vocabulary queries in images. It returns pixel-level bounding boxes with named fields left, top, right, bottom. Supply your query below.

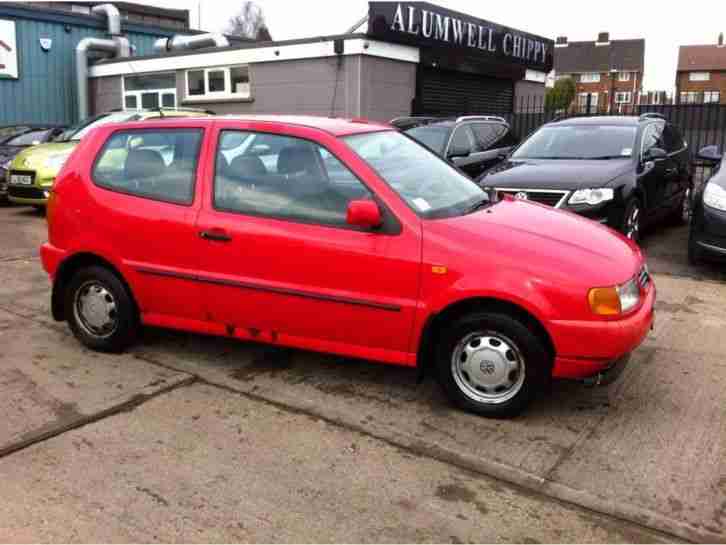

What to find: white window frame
left=680, top=91, right=698, bottom=104
left=577, top=92, right=599, bottom=113
left=618, top=71, right=631, bottom=82
left=704, top=91, right=721, bottom=104
left=580, top=72, right=601, bottom=83
left=122, top=73, right=177, bottom=111
left=615, top=91, right=632, bottom=104
left=184, top=65, right=251, bottom=102
left=689, top=72, right=710, bottom=81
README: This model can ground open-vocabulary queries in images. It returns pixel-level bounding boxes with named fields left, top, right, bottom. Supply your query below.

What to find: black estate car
left=0, top=124, right=66, bottom=202
left=391, top=116, right=519, bottom=179
left=478, top=114, right=692, bottom=242
left=689, top=145, right=726, bottom=264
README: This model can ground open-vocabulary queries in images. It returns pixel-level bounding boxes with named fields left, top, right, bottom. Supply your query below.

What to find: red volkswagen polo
left=41, top=116, right=655, bottom=417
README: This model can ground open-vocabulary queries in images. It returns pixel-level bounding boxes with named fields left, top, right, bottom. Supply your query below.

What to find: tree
left=226, top=2, right=272, bottom=41
left=545, top=77, right=576, bottom=112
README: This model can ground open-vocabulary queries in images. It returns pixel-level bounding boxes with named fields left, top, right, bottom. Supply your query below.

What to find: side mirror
left=447, top=144, right=470, bottom=160
left=346, top=200, right=383, bottom=229
left=697, top=145, right=723, bottom=164
left=644, top=147, right=667, bottom=161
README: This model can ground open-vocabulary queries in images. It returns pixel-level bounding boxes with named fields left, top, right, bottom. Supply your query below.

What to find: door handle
left=199, top=229, right=232, bottom=242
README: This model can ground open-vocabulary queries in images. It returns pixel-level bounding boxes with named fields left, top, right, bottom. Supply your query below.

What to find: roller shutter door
left=416, top=68, right=514, bottom=116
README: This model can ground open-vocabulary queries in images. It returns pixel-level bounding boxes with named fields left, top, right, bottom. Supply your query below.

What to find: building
left=676, top=34, right=726, bottom=104
left=553, top=32, right=645, bottom=114
left=86, top=1, right=553, bottom=122
left=0, top=1, right=191, bottom=124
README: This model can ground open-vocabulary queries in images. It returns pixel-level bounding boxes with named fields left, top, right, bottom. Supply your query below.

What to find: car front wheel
left=65, top=266, right=139, bottom=352
left=621, top=198, right=642, bottom=242
left=435, top=312, right=551, bottom=417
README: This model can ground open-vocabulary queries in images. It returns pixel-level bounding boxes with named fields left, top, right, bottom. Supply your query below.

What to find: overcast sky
left=145, top=0, right=726, bottom=93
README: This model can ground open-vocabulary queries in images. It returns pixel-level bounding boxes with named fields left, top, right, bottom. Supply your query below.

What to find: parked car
left=689, top=145, right=726, bottom=264
left=478, top=114, right=692, bottom=242
left=1, top=125, right=66, bottom=202
left=42, top=116, right=654, bottom=417
left=6, top=108, right=211, bottom=208
left=391, top=116, right=519, bottom=179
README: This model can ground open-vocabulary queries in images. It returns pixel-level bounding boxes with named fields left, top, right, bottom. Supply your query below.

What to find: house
left=676, top=34, right=726, bottom=104
left=553, top=32, right=645, bottom=114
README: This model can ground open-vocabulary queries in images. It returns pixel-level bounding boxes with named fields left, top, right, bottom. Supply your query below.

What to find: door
left=662, top=124, right=690, bottom=205
left=195, top=127, right=422, bottom=363
left=415, top=67, right=514, bottom=116
left=88, top=126, right=207, bottom=322
left=638, top=122, right=669, bottom=217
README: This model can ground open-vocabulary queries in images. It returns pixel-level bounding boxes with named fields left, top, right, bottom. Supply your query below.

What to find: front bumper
left=8, top=184, right=49, bottom=205
left=40, top=242, right=67, bottom=279
left=549, top=282, right=655, bottom=380
left=691, top=202, right=726, bottom=260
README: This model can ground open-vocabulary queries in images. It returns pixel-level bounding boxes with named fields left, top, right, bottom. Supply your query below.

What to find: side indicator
left=431, top=266, right=447, bottom=275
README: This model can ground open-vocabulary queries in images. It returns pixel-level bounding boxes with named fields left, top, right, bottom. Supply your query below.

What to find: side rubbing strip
left=134, top=266, right=401, bottom=312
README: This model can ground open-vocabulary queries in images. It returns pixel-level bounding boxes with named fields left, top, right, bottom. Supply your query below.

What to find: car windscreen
left=69, top=112, right=142, bottom=142
left=0, top=126, right=31, bottom=142
left=404, top=125, right=452, bottom=155
left=5, top=129, right=53, bottom=147
left=344, top=131, right=486, bottom=219
left=512, top=125, right=638, bottom=160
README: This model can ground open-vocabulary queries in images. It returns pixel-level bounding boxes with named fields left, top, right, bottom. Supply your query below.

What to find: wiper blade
left=587, top=155, right=629, bottom=160
left=465, top=198, right=490, bottom=215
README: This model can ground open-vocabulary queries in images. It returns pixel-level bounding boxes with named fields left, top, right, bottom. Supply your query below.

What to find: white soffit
left=88, top=38, right=420, bottom=77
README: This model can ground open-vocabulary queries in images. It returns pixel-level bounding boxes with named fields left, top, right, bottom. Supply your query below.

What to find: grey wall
left=359, top=56, right=416, bottom=121
left=514, top=80, right=546, bottom=112
left=90, top=76, right=122, bottom=115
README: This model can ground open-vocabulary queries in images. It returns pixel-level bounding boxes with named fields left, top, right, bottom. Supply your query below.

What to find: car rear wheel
left=65, top=266, right=139, bottom=352
left=435, top=312, right=550, bottom=417
left=669, top=185, right=692, bottom=225
left=621, top=198, right=642, bottom=242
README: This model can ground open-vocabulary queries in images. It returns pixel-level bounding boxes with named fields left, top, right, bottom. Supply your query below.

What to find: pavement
left=0, top=204, right=724, bottom=543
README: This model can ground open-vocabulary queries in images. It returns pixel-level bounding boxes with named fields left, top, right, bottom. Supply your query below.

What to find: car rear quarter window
left=92, top=128, right=203, bottom=205
left=213, top=130, right=372, bottom=227
left=470, top=123, right=508, bottom=152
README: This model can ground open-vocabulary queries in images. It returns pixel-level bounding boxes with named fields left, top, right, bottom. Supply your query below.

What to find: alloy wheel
left=451, top=331, right=526, bottom=404
left=681, top=188, right=692, bottom=223
left=625, top=204, right=640, bottom=240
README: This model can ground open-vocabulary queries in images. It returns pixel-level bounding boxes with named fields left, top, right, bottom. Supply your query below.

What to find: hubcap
left=625, top=204, right=640, bottom=240
left=451, top=332, right=526, bottom=404
left=682, top=188, right=692, bottom=223
left=74, top=281, right=118, bottom=338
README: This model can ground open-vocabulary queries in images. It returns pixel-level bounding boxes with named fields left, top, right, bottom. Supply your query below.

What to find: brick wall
left=559, top=71, right=643, bottom=112
left=676, top=71, right=726, bottom=104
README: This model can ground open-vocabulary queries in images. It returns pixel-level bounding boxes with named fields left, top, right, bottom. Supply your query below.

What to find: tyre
left=435, top=312, right=551, bottom=417
left=64, top=266, right=139, bottom=352
left=668, top=185, right=692, bottom=226
left=620, top=197, right=642, bottom=243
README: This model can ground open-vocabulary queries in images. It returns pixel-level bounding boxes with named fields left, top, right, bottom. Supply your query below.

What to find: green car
left=7, top=109, right=209, bottom=207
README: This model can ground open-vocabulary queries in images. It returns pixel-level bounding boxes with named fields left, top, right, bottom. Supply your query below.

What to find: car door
left=638, top=122, right=669, bottom=218
left=194, top=124, right=422, bottom=363
left=87, top=125, right=209, bottom=324
left=446, top=125, right=480, bottom=178
left=662, top=124, right=690, bottom=204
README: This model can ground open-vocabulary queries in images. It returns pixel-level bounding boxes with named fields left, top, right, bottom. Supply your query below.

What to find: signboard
left=0, top=19, right=18, bottom=79
left=367, top=2, right=553, bottom=73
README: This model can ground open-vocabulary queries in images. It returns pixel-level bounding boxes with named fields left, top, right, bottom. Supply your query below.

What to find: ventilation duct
left=76, top=4, right=130, bottom=121
left=153, top=33, right=229, bottom=53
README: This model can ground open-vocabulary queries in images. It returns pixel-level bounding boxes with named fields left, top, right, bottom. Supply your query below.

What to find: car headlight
left=44, top=152, right=72, bottom=170
left=588, top=276, right=641, bottom=316
left=569, top=188, right=614, bottom=206
left=703, top=182, right=726, bottom=212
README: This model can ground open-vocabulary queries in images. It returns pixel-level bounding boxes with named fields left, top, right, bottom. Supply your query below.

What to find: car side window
left=641, top=123, right=665, bottom=157
left=471, top=123, right=502, bottom=152
left=663, top=124, right=686, bottom=153
left=447, top=126, right=475, bottom=156
left=92, top=128, right=203, bottom=205
left=214, top=130, right=372, bottom=227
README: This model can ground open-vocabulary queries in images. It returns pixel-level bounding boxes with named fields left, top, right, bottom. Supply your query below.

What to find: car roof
left=547, top=116, right=644, bottom=127
left=106, top=115, right=392, bottom=137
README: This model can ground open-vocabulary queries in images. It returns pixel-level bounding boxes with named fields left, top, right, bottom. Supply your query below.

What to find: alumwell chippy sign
left=0, top=19, right=18, bottom=79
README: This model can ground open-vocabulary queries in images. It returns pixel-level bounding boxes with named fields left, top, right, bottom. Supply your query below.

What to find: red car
left=41, top=116, right=655, bottom=417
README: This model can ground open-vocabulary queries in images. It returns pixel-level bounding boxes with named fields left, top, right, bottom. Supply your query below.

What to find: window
left=5, top=129, right=53, bottom=146
left=689, top=72, right=710, bottom=81
left=680, top=92, right=698, bottom=104
left=577, top=92, right=599, bottom=113
left=185, top=66, right=251, bottom=100
left=580, top=73, right=601, bottom=83
left=447, top=126, right=475, bottom=156
left=512, top=125, right=637, bottom=160
left=405, top=125, right=452, bottom=155
left=214, top=131, right=372, bottom=227
left=92, top=128, right=203, bottom=205
left=641, top=123, right=665, bottom=157
left=615, top=92, right=632, bottom=104
left=662, top=125, right=686, bottom=153
left=471, top=123, right=506, bottom=151
left=123, top=73, right=177, bottom=110
left=704, top=91, right=721, bottom=104
left=618, top=71, right=631, bottom=82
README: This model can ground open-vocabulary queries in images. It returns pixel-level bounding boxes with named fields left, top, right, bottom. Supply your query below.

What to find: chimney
left=597, top=32, right=610, bottom=43
left=719, top=32, right=724, bottom=47
left=556, top=36, right=568, bottom=46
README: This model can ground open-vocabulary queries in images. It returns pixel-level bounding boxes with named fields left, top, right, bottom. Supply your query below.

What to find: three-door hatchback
left=41, top=116, right=655, bottom=417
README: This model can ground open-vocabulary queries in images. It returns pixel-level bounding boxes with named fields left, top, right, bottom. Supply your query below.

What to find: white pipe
left=91, top=3, right=121, bottom=36
left=76, top=38, right=118, bottom=121
left=153, top=33, right=229, bottom=53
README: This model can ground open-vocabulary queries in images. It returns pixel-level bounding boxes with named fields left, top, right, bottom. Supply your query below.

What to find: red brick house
left=676, top=34, right=726, bottom=104
left=553, top=32, right=645, bottom=114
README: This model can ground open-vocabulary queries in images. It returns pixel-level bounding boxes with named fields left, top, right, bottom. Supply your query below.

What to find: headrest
left=125, top=149, right=165, bottom=180
left=228, top=155, right=267, bottom=179
left=277, top=146, right=318, bottom=175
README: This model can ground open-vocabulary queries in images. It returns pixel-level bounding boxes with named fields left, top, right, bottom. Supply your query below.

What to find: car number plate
left=10, top=174, right=32, bottom=186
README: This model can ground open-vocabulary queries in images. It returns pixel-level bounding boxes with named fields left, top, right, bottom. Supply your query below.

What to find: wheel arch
left=51, top=252, right=137, bottom=322
left=416, top=296, right=555, bottom=381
